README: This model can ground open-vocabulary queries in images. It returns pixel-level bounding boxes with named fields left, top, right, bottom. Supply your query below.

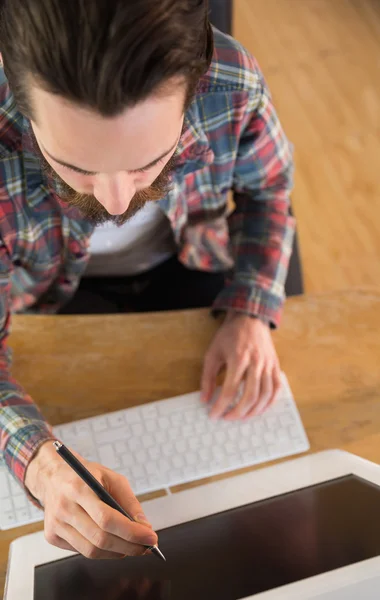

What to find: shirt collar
left=175, top=97, right=214, bottom=170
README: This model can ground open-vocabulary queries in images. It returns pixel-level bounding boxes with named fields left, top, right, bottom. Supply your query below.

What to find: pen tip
left=152, top=546, right=166, bottom=562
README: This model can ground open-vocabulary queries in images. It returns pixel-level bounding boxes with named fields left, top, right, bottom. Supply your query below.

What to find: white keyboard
left=0, top=373, right=309, bottom=530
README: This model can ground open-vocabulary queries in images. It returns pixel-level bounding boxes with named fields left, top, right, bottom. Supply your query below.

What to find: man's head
left=0, top=0, right=213, bottom=224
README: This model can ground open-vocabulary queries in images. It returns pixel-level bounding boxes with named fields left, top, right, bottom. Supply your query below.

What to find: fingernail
left=143, top=534, right=158, bottom=546
left=134, top=513, right=152, bottom=527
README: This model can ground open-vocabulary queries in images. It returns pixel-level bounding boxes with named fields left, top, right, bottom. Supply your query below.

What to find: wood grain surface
left=2, top=289, right=380, bottom=595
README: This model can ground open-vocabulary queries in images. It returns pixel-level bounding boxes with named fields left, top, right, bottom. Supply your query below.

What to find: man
left=0, top=0, right=295, bottom=559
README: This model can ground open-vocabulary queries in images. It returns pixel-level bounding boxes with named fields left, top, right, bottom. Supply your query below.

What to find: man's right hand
left=25, top=441, right=158, bottom=559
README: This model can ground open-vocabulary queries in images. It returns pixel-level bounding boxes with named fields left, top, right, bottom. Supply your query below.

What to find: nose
left=93, top=172, right=136, bottom=215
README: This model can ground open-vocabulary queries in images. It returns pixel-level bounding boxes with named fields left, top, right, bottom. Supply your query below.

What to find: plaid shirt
left=0, top=28, right=295, bottom=486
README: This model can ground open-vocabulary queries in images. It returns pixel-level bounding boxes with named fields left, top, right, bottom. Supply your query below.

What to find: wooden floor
left=234, top=0, right=380, bottom=293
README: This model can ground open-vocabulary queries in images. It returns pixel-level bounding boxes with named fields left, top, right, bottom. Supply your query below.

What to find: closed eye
left=131, top=157, right=166, bottom=174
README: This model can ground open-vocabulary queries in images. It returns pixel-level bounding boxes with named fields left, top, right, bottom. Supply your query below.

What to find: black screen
left=34, top=475, right=380, bottom=600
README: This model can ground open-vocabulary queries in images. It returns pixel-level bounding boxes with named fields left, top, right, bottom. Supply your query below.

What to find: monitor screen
left=34, top=475, right=380, bottom=600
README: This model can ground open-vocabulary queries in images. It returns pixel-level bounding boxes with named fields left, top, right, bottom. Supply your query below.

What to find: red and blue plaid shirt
left=0, top=28, right=295, bottom=486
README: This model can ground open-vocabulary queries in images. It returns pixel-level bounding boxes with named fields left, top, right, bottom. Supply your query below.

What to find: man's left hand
left=201, top=312, right=281, bottom=420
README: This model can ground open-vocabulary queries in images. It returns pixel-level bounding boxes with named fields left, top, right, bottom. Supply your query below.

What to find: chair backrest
left=209, top=0, right=233, bottom=35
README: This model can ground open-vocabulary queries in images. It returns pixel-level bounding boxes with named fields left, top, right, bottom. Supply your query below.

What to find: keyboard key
left=135, top=478, right=150, bottom=492
left=9, top=478, right=21, bottom=495
left=168, top=429, right=180, bottom=441
left=142, top=435, right=155, bottom=449
left=158, top=417, right=170, bottom=429
left=122, top=454, right=134, bottom=468
left=98, top=444, right=120, bottom=468
left=158, top=460, right=170, bottom=474
left=239, top=439, right=250, bottom=452
left=125, top=410, right=141, bottom=424
left=228, top=428, right=239, bottom=440
left=135, top=450, right=148, bottom=465
left=215, top=431, right=226, bottom=444
left=132, top=423, right=144, bottom=436
left=181, top=425, right=194, bottom=438
left=145, top=420, right=156, bottom=433
left=199, top=448, right=211, bottom=462
left=128, top=438, right=140, bottom=452
left=13, top=494, right=27, bottom=509
left=141, top=404, right=158, bottom=419
left=186, top=453, right=197, bottom=466
left=175, top=440, right=186, bottom=453
left=225, top=441, right=238, bottom=454
left=188, top=438, right=201, bottom=451
left=185, top=411, right=195, bottom=424
left=148, top=474, right=164, bottom=488
left=265, top=416, right=278, bottom=430
left=115, top=440, right=128, bottom=455
left=91, top=416, right=108, bottom=432
left=3, top=510, right=17, bottom=527
left=2, top=498, right=12, bottom=511
left=155, top=431, right=167, bottom=445
left=108, top=413, right=126, bottom=428
left=0, top=470, right=9, bottom=499
left=16, top=508, right=31, bottom=523
left=202, top=434, right=213, bottom=447
left=76, top=421, right=91, bottom=435
left=240, top=424, right=251, bottom=437
left=145, top=462, right=157, bottom=475
left=280, top=414, right=295, bottom=427
left=162, top=443, right=174, bottom=458
left=170, top=414, right=183, bottom=427
left=149, top=447, right=161, bottom=460
left=195, top=422, right=207, bottom=434
left=132, top=465, right=145, bottom=479
left=264, top=432, right=276, bottom=445
left=172, top=455, right=185, bottom=469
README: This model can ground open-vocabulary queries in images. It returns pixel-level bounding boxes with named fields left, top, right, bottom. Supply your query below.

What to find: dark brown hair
left=0, top=0, right=213, bottom=120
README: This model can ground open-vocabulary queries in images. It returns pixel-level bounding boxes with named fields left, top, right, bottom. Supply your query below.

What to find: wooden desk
left=2, top=289, right=380, bottom=595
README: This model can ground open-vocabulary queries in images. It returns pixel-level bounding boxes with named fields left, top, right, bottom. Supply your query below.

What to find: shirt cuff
left=212, top=281, right=285, bottom=328
left=3, top=424, right=55, bottom=507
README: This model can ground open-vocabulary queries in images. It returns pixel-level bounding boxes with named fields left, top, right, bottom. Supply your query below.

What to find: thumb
left=201, top=351, right=223, bottom=404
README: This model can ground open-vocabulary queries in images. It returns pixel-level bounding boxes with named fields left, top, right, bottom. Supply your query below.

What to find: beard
left=29, top=128, right=177, bottom=226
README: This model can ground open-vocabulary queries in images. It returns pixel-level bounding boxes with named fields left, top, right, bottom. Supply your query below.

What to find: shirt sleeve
left=212, top=69, right=296, bottom=328
left=0, top=242, right=55, bottom=487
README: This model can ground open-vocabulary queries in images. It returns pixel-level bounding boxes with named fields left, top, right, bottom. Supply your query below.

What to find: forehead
left=30, top=83, right=186, bottom=173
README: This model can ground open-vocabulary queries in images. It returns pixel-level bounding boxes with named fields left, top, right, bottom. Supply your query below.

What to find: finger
left=200, top=353, right=222, bottom=403
left=266, top=365, right=282, bottom=409
left=244, top=367, right=275, bottom=419
left=224, top=361, right=262, bottom=420
left=50, top=534, right=76, bottom=553
left=75, top=471, right=158, bottom=547
left=54, top=522, right=126, bottom=560
left=209, top=358, right=247, bottom=420
left=65, top=503, right=146, bottom=557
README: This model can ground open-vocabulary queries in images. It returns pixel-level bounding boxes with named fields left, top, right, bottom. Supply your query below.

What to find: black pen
left=53, top=441, right=166, bottom=562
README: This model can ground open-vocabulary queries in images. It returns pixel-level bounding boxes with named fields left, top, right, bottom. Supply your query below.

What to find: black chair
left=209, top=0, right=233, bottom=35
left=208, top=0, right=304, bottom=296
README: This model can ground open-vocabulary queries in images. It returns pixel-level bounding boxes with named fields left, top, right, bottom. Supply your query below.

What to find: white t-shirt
left=85, top=203, right=176, bottom=277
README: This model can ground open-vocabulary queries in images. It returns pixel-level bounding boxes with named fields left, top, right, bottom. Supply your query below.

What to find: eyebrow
left=42, top=140, right=179, bottom=175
